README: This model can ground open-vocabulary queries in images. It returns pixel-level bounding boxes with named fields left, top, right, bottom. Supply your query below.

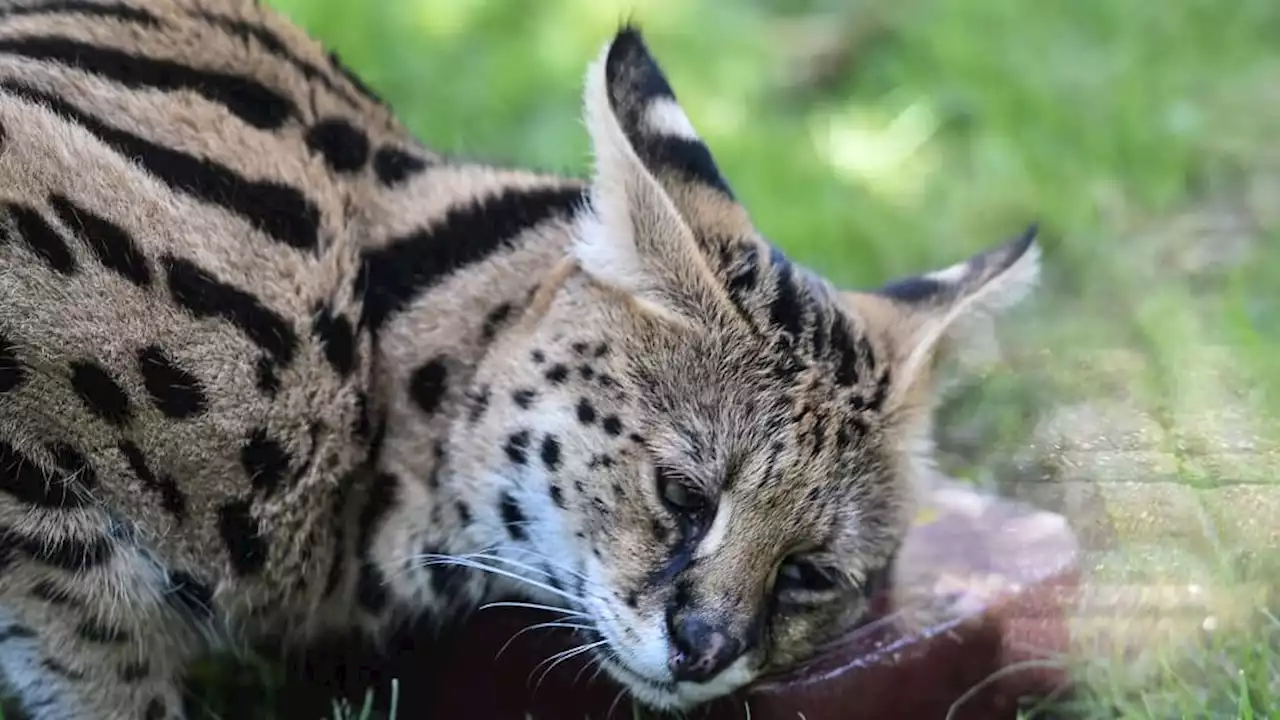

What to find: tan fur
left=0, top=2, right=1041, bottom=717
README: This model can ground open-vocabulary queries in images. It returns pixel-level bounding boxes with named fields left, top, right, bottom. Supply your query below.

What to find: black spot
left=76, top=618, right=127, bottom=643
left=540, top=435, right=561, bottom=472
left=481, top=302, right=514, bottom=343
left=305, top=118, right=370, bottom=173
left=511, top=388, right=536, bottom=409
left=588, top=454, right=615, bottom=470
left=8, top=202, right=75, bottom=274
left=0, top=81, right=318, bottom=250
left=163, top=256, right=297, bottom=365
left=628, top=433, right=645, bottom=445
left=571, top=341, right=588, bottom=355
left=0, top=441, right=84, bottom=508
left=504, top=430, right=530, bottom=465
left=597, top=373, right=618, bottom=388
left=602, top=415, right=623, bottom=436
left=0, top=624, right=36, bottom=643
left=545, top=364, right=569, bottom=384
left=0, top=334, right=26, bottom=393
left=625, top=590, right=639, bottom=608
left=530, top=349, right=545, bottom=364
left=241, top=428, right=291, bottom=495
left=118, top=441, right=188, bottom=522
left=357, top=186, right=585, bottom=329
left=579, top=365, right=595, bottom=380
left=167, top=569, right=215, bottom=618
left=548, top=483, right=565, bottom=510
left=594, top=343, right=609, bottom=357
left=48, top=194, right=151, bottom=287
left=136, top=345, right=208, bottom=418
left=356, top=560, right=386, bottom=613
left=68, top=359, right=131, bottom=426
left=255, top=356, right=281, bottom=396
left=650, top=518, right=669, bottom=544
left=409, top=358, right=448, bottom=415
left=0, top=526, right=112, bottom=571
left=499, top=491, right=527, bottom=541
left=119, top=661, right=149, bottom=683
left=0, top=36, right=295, bottom=129
left=145, top=696, right=165, bottom=720
left=421, top=543, right=466, bottom=598
left=311, top=306, right=356, bottom=377
left=0, top=1, right=160, bottom=26
left=30, top=579, right=79, bottom=606
left=373, top=145, right=428, bottom=187
left=466, top=385, right=490, bottom=423
left=217, top=499, right=267, bottom=575
left=576, top=398, right=596, bottom=425
left=456, top=500, right=472, bottom=525
left=356, top=473, right=397, bottom=579
left=41, top=658, right=83, bottom=680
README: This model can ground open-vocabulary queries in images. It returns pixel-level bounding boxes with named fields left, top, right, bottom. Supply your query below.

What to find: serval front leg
left=0, top=516, right=216, bottom=720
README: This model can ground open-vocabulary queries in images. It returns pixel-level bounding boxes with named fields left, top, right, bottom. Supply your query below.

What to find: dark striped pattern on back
left=357, top=185, right=587, bottom=330
left=0, top=80, right=321, bottom=251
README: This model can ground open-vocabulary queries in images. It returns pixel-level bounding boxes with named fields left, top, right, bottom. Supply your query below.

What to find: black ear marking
left=602, top=25, right=735, bottom=199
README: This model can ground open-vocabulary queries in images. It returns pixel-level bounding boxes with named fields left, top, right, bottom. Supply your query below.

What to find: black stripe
left=0, top=526, right=112, bottom=571
left=0, top=81, right=320, bottom=251
left=45, top=442, right=95, bottom=489
left=117, top=441, right=188, bottom=523
left=49, top=194, right=151, bottom=288
left=828, top=316, right=860, bottom=388
left=7, top=202, right=75, bottom=275
left=0, top=1, right=159, bottom=26
left=0, top=36, right=295, bottom=130
left=637, top=136, right=734, bottom=198
left=358, top=186, right=585, bottom=329
left=767, top=247, right=803, bottom=339
left=195, top=12, right=363, bottom=108
left=0, top=440, right=84, bottom=508
left=163, top=255, right=297, bottom=366
left=217, top=498, right=267, bottom=576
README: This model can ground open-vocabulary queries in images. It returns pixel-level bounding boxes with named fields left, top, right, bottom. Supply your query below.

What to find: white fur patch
left=694, top=494, right=733, bottom=559
left=644, top=97, right=700, bottom=140
left=924, top=258, right=970, bottom=285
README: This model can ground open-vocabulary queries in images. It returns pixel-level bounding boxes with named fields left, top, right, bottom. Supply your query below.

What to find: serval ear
left=844, top=225, right=1042, bottom=411
left=571, top=25, right=744, bottom=324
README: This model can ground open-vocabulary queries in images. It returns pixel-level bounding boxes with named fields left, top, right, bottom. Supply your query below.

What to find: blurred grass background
left=214, top=0, right=1280, bottom=717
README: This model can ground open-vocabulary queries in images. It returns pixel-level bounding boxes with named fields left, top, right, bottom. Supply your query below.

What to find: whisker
left=479, top=600, right=589, bottom=618
left=413, top=554, right=589, bottom=606
left=606, top=686, right=629, bottom=720
left=496, top=620, right=597, bottom=661
left=527, top=640, right=607, bottom=690
left=503, top=545, right=598, bottom=586
left=572, top=651, right=606, bottom=686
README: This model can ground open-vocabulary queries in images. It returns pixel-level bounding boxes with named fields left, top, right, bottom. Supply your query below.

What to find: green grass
left=200, top=0, right=1280, bottom=717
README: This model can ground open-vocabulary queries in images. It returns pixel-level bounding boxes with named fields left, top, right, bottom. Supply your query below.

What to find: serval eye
left=655, top=467, right=705, bottom=516
left=776, top=557, right=840, bottom=594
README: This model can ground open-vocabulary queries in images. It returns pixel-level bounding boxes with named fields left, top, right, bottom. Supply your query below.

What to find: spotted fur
left=0, top=2, right=1041, bottom=717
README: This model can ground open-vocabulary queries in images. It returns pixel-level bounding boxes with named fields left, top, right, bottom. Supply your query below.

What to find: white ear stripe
left=898, top=241, right=1041, bottom=387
